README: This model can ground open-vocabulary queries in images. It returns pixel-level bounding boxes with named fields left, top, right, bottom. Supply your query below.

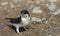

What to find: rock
left=45, top=2, right=57, bottom=12
left=49, top=0, right=57, bottom=3
left=1, top=2, right=8, bottom=6
left=9, top=3, right=15, bottom=8
left=28, top=4, right=35, bottom=9
left=34, top=0, right=45, bottom=4
left=32, top=6, right=43, bottom=14
left=12, top=0, right=22, bottom=3
left=51, top=9, right=60, bottom=15
left=31, top=17, right=42, bottom=22
left=49, top=35, right=52, bottom=36
left=34, top=0, right=40, bottom=4
left=27, top=0, right=34, bottom=4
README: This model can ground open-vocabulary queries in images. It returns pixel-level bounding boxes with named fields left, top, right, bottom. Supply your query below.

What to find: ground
left=0, top=0, right=60, bottom=36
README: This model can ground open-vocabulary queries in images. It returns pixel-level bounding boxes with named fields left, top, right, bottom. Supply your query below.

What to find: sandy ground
left=0, top=0, right=60, bottom=36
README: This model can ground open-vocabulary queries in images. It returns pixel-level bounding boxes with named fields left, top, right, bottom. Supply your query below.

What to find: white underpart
left=12, top=15, right=30, bottom=33
left=12, top=24, right=23, bottom=33
left=16, top=26, right=19, bottom=33
left=21, top=16, right=30, bottom=26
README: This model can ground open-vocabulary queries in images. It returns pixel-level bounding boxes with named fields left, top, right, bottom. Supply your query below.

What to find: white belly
left=21, top=17, right=30, bottom=26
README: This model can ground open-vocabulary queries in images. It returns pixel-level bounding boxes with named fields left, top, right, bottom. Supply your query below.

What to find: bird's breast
left=21, top=17, right=30, bottom=25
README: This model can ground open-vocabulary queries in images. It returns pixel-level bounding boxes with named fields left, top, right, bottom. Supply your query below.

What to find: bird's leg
left=16, top=26, right=20, bottom=33
left=13, top=24, right=20, bottom=33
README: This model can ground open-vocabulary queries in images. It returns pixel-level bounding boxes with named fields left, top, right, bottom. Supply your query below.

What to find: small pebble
left=1, top=2, right=8, bottom=6
left=32, top=6, right=43, bottom=14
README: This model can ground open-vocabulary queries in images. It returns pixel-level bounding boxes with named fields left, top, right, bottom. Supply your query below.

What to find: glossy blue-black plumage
left=21, top=10, right=29, bottom=14
left=5, top=16, right=21, bottom=24
left=5, top=10, right=29, bottom=24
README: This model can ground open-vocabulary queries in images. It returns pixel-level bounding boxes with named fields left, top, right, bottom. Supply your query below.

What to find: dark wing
left=5, top=18, right=17, bottom=20
left=5, top=16, right=21, bottom=24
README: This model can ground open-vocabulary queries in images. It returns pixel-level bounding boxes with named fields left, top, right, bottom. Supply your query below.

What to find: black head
left=21, top=10, right=29, bottom=14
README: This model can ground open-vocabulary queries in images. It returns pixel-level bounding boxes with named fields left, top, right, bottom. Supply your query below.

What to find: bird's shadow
left=7, top=25, right=26, bottom=33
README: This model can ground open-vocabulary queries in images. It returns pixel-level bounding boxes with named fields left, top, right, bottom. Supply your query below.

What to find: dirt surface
left=0, top=0, right=60, bottom=36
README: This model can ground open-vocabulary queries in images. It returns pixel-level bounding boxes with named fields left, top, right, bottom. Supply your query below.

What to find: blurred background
left=0, top=0, right=60, bottom=36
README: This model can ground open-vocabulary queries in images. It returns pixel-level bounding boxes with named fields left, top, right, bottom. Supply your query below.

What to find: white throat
left=21, top=14, right=30, bottom=26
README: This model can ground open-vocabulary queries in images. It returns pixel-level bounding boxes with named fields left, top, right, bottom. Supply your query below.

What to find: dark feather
left=21, top=10, right=29, bottom=14
left=5, top=16, right=21, bottom=24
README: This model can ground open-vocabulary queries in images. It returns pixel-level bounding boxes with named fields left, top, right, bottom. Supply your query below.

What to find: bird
left=5, top=10, right=31, bottom=33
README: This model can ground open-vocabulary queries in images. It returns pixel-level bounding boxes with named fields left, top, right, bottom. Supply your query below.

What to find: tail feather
left=5, top=18, right=12, bottom=22
left=5, top=18, right=14, bottom=20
